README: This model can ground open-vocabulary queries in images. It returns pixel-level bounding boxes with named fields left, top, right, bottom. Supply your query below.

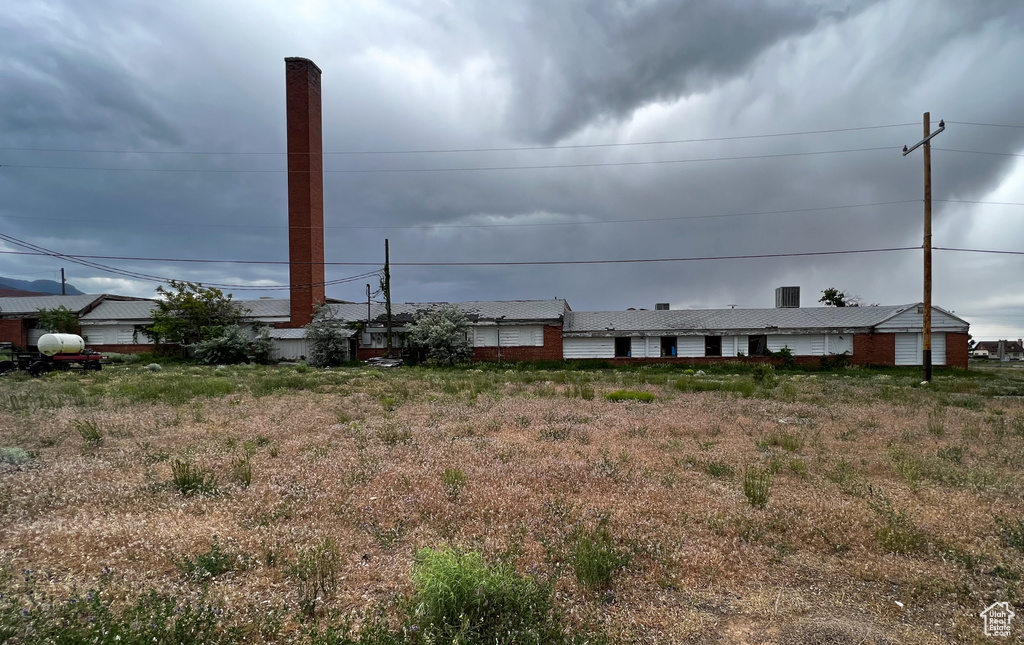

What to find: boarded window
left=748, top=335, right=768, bottom=356
left=614, top=337, right=632, bottom=358
left=660, top=336, right=677, bottom=357
left=705, top=336, right=722, bottom=357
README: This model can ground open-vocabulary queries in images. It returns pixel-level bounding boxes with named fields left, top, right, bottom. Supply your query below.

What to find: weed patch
left=569, top=516, right=631, bottom=589
left=743, top=466, right=774, bottom=508
left=171, top=459, right=219, bottom=496
left=605, top=390, right=655, bottom=403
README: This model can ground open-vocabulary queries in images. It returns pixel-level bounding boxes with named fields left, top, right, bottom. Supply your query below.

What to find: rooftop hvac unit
left=775, top=286, right=800, bottom=308
left=655, top=303, right=670, bottom=310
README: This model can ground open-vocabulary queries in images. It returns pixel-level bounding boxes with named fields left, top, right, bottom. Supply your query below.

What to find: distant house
left=973, top=340, right=1024, bottom=361
left=563, top=303, right=969, bottom=368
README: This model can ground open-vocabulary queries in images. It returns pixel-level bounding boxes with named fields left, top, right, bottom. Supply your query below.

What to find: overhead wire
left=0, top=199, right=924, bottom=231
left=0, top=232, right=381, bottom=289
left=0, top=146, right=898, bottom=174
left=0, top=122, right=920, bottom=156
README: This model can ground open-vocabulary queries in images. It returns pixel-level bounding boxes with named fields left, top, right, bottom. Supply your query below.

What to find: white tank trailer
left=37, top=333, right=86, bottom=356
left=0, top=333, right=105, bottom=376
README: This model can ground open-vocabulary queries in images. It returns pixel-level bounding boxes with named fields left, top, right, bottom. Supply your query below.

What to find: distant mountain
left=0, top=276, right=85, bottom=296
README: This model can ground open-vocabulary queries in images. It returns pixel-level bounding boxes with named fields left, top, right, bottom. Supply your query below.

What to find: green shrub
left=868, top=494, right=931, bottom=555
left=290, top=536, right=339, bottom=618
left=742, top=466, right=774, bottom=508
left=705, top=461, right=734, bottom=478
left=441, top=467, right=467, bottom=501
left=997, top=516, right=1024, bottom=552
left=0, top=447, right=31, bottom=465
left=569, top=516, right=631, bottom=589
left=171, top=459, right=219, bottom=496
left=193, top=324, right=251, bottom=365
left=231, top=453, right=252, bottom=488
left=74, top=419, right=103, bottom=446
left=407, top=305, right=473, bottom=366
left=751, top=363, right=777, bottom=387
left=176, top=537, right=243, bottom=580
left=0, top=574, right=230, bottom=644
left=410, top=547, right=561, bottom=644
left=604, top=390, right=655, bottom=403
left=305, top=305, right=351, bottom=367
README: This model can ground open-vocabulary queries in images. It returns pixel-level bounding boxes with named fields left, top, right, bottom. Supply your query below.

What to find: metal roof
left=0, top=294, right=105, bottom=315
left=266, top=327, right=355, bottom=340
left=328, top=299, right=569, bottom=324
left=81, top=297, right=291, bottom=322
left=564, top=305, right=925, bottom=334
left=79, top=299, right=156, bottom=321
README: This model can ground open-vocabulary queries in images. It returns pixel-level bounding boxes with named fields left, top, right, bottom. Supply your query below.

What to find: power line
left=945, top=120, right=1024, bottom=129
left=935, top=246, right=1024, bottom=256
left=0, top=146, right=897, bottom=174
left=0, top=232, right=381, bottom=289
left=936, top=199, right=1024, bottom=207
left=934, top=148, right=1024, bottom=158
left=0, top=122, right=919, bottom=156
left=0, top=199, right=922, bottom=231
left=0, top=245, right=923, bottom=267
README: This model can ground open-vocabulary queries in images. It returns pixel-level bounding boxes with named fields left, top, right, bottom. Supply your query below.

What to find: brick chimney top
left=285, top=57, right=322, bottom=74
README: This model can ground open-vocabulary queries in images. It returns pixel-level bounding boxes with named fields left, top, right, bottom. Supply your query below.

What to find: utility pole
left=60, top=268, right=66, bottom=296
left=384, top=239, right=393, bottom=357
left=366, top=284, right=371, bottom=325
left=903, top=113, right=945, bottom=382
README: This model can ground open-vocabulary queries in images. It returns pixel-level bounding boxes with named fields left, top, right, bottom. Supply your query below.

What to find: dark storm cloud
left=460, top=0, right=874, bottom=142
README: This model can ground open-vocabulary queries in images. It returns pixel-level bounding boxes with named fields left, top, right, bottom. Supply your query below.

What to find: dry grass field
left=2, top=361, right=1024, bottom=644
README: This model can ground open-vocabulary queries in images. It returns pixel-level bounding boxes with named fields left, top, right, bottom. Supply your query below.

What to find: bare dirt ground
left=1, top=364, right=1023, bottom=643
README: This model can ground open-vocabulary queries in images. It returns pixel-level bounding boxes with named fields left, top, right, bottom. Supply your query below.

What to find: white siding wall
left=678, top=336, right=704, bottom=357
left=877, top=307, right=966, bottom=332
left=80, top=324, right=154, bottom=346
left=828, top=334, right=854, bottom=355
left=563, top=337, right=615, bottom=359
left=271, top=339, right=310, bottom=361
left=474, top=325, right=544, bottom=347
left=895, top=333, right=946, bottom=365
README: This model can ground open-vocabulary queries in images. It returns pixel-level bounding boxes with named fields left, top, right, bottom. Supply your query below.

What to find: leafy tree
left=37, top=306, right=79, bottom=333
left=193, top=325, right=250, bottom=364
left=819, top=288, right=862, bottom=308
left=145, top=281, right=245, bottom=345
left=408, top=305, right=473, bottom=366
left=305, top=304, right=350, bottom=367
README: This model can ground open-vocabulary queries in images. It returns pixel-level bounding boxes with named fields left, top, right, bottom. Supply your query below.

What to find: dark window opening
left=660, top=336, right=677, bottom=357
left=704, top=336, right=722, bottom=357
left=614, top=337, right=632, bottom=358
left=748, top=335, right=768, bottom=356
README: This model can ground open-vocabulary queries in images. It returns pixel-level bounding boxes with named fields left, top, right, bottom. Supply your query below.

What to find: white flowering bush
left=408, top=305, right=472, bottom=366
left=305, top=305, right=350, bottom=367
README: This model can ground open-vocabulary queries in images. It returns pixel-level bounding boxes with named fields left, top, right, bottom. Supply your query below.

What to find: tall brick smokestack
left=285, top=57, right=325, bottom=326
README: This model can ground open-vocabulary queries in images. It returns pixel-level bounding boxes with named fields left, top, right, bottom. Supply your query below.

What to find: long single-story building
left=563, top=303, right=969, bottom=367
left=2, top=292, right=970, bottom=368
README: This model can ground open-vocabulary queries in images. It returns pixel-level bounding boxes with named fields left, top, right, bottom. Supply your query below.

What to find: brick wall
left=605, top=355, right=823, bottom=367
left=87, top=344, right=166, bottom=355
left=851, top=333, right=896, bottom=366
left=285, top=57, right=325, bottom=327
left=945, top=332, right=969, bottom=369
left=0, top=319, right=28, bottom=347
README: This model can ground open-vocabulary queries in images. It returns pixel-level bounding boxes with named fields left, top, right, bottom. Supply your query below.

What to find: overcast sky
left=2, top=0, right=1023, bottom=339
